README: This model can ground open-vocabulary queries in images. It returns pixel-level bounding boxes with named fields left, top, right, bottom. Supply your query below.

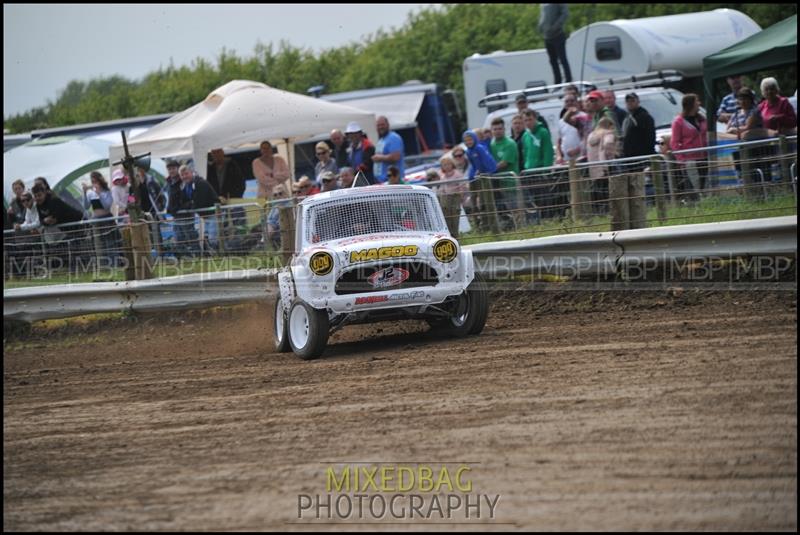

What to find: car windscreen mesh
left=305, top=191, right=446, bottom=244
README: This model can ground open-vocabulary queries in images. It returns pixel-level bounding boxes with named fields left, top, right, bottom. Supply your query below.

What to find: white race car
left=274, top=184, right=489, bottom=359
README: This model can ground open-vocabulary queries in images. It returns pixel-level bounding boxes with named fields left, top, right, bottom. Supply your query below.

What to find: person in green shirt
left=520, top=110, right=554, bottom=224
left=489, top=117, right=520, bottom=230
left=521, top=109, right=555, bottom=170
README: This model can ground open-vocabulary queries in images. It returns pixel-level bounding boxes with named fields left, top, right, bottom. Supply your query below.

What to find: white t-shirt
left=559, top=119, right=582, bottom=157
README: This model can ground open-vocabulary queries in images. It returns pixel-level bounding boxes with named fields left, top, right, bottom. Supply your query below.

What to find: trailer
left=463, top=9, right=761, bottom=128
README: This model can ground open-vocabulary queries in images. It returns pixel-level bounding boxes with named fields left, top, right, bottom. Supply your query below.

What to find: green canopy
left=703, top=14, right=797, bottom=113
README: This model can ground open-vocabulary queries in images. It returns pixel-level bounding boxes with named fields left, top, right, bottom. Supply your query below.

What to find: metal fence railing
left=4, top=136, right=796, bottom=283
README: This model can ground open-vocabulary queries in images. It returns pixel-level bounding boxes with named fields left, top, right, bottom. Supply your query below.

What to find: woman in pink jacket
left=670, top=93, right=708, bottom=194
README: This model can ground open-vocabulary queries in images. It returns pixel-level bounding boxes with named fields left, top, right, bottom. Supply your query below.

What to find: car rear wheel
left=273, top=296, right=291, bottom=353
left=288, top=300, right=330, bottom=360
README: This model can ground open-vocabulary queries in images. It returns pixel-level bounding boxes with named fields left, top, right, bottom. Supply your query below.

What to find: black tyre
left=467, top=272, right=489, bottom=335
left=443, top=272, right=489, bottom=337
left=287, top=300, right=330, bottom=360
left=273, top=296, right=291, bottom=353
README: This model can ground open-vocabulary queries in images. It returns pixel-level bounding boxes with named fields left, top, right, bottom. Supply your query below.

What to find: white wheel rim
left=289, top=305, right=310, bottom=349
left=275, top=299, right=285, bottom=344
left=451, top=292, right=470, bottom=327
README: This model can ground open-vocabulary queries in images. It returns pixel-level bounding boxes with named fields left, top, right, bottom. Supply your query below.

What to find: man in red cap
left=586, top=90, right=619, bottom=135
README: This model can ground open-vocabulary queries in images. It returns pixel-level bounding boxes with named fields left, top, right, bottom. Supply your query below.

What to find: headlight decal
left=310, top=251, right=333, bottom=276
left=433, top=239, right=457, bottom=263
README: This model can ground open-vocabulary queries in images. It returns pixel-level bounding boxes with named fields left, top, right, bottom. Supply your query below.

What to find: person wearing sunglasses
left=451, top=147, right=469, bottom=174
left=314, top=141, right=338, bottom=184
left=7, top=179, right=27, bottom=226
left=13, top=192, right=41, bottom=232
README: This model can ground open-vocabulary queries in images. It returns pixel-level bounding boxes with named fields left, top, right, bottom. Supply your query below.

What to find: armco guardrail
left=469, top=215, right=797, bottom=278
left=4, top=216, right=796, bottom=323
left=468, top=231, right=620, bottom=278
left=4, top=269, right=278, bottom=323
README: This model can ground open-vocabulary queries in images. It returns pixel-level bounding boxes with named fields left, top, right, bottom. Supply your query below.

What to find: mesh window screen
left=305, top=191, right=447, bottom=243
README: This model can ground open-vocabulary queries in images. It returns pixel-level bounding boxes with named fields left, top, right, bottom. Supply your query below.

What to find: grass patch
left=458, top=192, right=796, bottom=245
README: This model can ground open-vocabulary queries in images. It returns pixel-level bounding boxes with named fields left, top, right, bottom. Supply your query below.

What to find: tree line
left=4, top=3, right=796, bottom=134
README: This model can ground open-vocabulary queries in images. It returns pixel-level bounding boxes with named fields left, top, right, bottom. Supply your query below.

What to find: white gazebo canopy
left=109, top=80, right=378, bottom=176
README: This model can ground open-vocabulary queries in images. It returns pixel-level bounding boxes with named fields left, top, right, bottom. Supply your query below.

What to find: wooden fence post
left=478, top=174, right=500, bottom=235
left=568, top=159, right=588, bottom=222
left=650, top=156, right=667, bottom=225
left=778, top=135, right=793, bottom=194
left=440, top=193, right=461, bottom=238
left=740, top=146, right=757, bottom=200
left=608, top=173, right=630, bottom=231
left=278, top=204, right=296, bottom=264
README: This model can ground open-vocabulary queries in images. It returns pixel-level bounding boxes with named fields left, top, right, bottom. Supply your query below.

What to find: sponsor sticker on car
left=368, top=267, right=410, bottom=289
left=354, top=290, right=425, bottom=306
left=349, top=245, right=419, bottom=264
left=310, top=251, right=333, bottom=276
left=433, top=239, right=457, bottom=263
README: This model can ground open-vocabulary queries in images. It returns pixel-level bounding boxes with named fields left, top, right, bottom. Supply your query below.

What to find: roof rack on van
left=477, top=70, right=684, bottom=108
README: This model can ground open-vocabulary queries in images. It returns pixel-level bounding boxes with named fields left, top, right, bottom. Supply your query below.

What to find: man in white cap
left=319, top=171, right=338, bottom=193
left=345, top=122, right=376, bottom=184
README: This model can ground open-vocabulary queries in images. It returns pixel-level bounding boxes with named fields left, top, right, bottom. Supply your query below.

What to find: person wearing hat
left=621, top=92, right=656, bottom=161
left=515, top=93, right=550, bottom=133
left=314, top=141, right=338, bottom=183
left=110, top=168, right=131, bottom=218
left=515, top=93, right=530, bottom=114
left=345, top=122, right=376, bottom=184
left=319, top=171, right=338, bottom=193
left=585, top=90, right=617, bottom=132
left=292, top=175, right=320, bottom=197
left=164, top=160, right=181, bottom=199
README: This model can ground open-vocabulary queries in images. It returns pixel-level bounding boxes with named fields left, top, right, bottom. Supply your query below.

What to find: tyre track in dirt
left=3, top=288, right=797, bottom=531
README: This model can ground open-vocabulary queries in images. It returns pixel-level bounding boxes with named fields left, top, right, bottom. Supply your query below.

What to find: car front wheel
left=441, top=272, right=489, bottom=337
left=288, top=300, right=330, bottom=360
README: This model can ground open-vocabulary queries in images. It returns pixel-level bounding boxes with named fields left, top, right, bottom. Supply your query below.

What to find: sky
left=3, top=3, right=439, bottom=118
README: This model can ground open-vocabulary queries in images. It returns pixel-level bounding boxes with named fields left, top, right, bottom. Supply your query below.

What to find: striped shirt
left=717, top=92, right=738, bottom=116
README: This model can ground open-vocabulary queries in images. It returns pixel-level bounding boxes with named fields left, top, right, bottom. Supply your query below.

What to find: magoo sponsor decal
left=349, top=245, right=418, bottom=263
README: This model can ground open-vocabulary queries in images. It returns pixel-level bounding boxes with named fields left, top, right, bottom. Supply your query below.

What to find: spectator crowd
left=5, top=74, right=796, bottom=261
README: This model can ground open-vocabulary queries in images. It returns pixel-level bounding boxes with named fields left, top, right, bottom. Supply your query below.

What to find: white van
left=463, top=9, right=761, bottom=129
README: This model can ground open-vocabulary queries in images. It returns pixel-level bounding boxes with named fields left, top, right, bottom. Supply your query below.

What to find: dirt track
left=3, top=285, right=797, bottom=531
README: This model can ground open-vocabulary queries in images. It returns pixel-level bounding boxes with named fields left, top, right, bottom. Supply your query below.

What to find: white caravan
left=463, top=8, right=761, bottom=128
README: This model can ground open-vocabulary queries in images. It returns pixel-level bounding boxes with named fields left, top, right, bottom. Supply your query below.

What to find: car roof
left=299, top=184, right=434, bottom=207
